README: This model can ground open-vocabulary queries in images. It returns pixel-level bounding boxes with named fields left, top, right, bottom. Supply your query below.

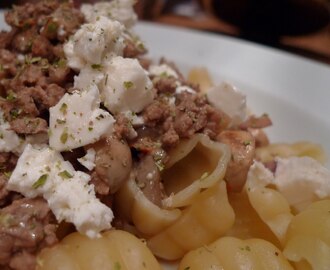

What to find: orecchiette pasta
left=245, top=161, right=294, bottom=244
left=147, top=181, right=235, bottom=260
left=162, top=134, right=231, bottom=208
left=36, top=230, right=162, bottom=270
left=179, top=236, right=294, bottom=270
left=283, top=200, right=330, bottom=270
left=114, top=172, right=182, bottom=236
left=187, top=67, right=214, bottom=93
left=255, top=141, right=326, bottom=164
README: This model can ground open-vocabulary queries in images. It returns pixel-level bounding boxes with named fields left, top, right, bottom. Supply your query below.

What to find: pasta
left=179, top=236, right=294, bottom=270
left=147, top=181, right=235, bottom=260
left=36, top=230, right=162, bottom=270
left=255, top=142, right=326, bottom=164
left=283, top=200, right=330, bottom=270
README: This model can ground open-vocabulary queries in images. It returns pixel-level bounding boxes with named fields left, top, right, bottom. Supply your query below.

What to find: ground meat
left=90, top=171, right=110, bottom=196
left=0, top=49, right=17, bottom=79
left=0, top=30, right=16, bottom=50
left=114, top=114, right=138, bottom=140
left=31, top=35, right=53, bottom=59
left=0, top=152, right=18, bottom=172
left=239, top=114, right=272, bottom=130
left=9, top=117, right=48, bottom=135
left=48, top=64, right=71, bottom=86
left=143, top=99, right=170, bottom=125
left=0, top=197, right=58, bottom=270
left=153, top=77, right=177, bottom=94
left=11, top=29, right=36, bottom=54
left=135, top=155, right=165, bottom=207
left=123, top=38, right=147, bottom=58
left=0, top=174, right=9, bottom=206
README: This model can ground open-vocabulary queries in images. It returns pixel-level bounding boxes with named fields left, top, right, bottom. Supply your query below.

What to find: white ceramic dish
left=1, top=11, right=330, bottom=269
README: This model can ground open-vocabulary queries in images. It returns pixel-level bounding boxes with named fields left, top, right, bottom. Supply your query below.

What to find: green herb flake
left=58, top=170, right=73, bottom=179
left=114, top=262, right=121, bottom=270
left=88, top=127, right=93, bottom=131
left=245, top=246, right=251, bottom=251
left=155, top=161, right=164, bottom=172
left=9, top=108, right=21, bottom=119
left=60, top=129, right=68, bottom=144
left=30, top=57, right=42, bottom=64
left=123, top=81, right=134, bottom=90
left=4, top=171, right=12, bottom=179
left=243, top=140, right=251, bottom=146
left=0, top=133, right=3, bottom=139
left=32, top=174, right=48, bottom=189
left=91, top=64, right=103, bottom=70
left=56, top=119, right=66, bottom=124
left=60, top=103, right=68, bottom=115
left=47, top=22, right=58, bottom=34
left=6, top=91, right=16, bottom=101
left=184, top=267, right=191, bottom=270
left=0, top=64, right=3, bottom=72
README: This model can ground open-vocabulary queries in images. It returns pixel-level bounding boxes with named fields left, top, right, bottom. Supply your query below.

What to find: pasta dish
left=0, top=1, right=329, bottom=270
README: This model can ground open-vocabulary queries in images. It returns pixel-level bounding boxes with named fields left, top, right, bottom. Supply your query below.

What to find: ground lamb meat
left=0, top=198, right=58, bottom=270
left=9, top=117, right=48, bottom=135
left=153, top=77, right=177, bottom=95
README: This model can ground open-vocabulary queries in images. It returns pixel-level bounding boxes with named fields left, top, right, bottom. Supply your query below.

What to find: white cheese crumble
left=148, top=64, right=179, bottom=79
left=95, top=56, right=154, bottom=114
left=49, top=84, right=115, bottom=151
left=175, top=85, right=196, bottom=95
left=0, top=111, right=21, bottom=152
left=207, top=82, right=247, bottom=125
left=247, top=157, right=330, bottom=212
left=78, top=148, right=96, bottom=171
left=81, top=0, right=137, bottom=29
left=7, top=144, right=113, bottom=238
left=275, top=156, right=330, bottom=211
left=64, top=16, right=124, bottom=70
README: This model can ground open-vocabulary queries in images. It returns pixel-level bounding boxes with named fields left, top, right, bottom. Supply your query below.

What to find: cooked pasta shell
left=36, top=230, right=162, bottom=270
left=115, top=172, right=181, bottom=236
left=283, top=200, right=330, bottom=270
left=255, top=141, right=326, bottom=164
left=162, top=134, right=231, bottom=208
left=147, top=181, right=235, bottom=260
left=179, top=237, right=294, bottom=270
left=245, top=161, right=293, bottom=244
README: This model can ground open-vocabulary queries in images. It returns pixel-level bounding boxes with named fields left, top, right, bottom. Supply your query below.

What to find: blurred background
left=1, top=0, right=330, bottom=64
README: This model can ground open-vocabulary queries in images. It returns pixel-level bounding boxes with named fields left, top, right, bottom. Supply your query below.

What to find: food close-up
left=0, top=1, right=329, bottom=270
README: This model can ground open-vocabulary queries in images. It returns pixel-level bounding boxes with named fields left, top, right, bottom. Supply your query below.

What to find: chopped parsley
left=56, top=119, right=66, bottom=124
left=88, top=127, right=93, bottom=131
left=114, top=262, right=121, bottom=270
left=6, top=91, right=16, bottom=101
left=60, top=129, right=68, bottom=144
left=123, top=81, right=134, bottom=90
left=183, top=267, right=191, bottom=270
left=58, top=170, right=73, bottom=179
left=9, top=108, right=21, bottom=119
left=91, top=64, right=103, bottom=70
left=32, top=174, right=48, bottom=189
left=47, top=22, right=58, bottom=34
left=243, top=140, right=251, bottom=146
left=60, top=103, right=68, bottom=115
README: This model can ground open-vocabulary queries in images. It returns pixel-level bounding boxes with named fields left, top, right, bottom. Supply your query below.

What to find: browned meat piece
left=0, top=30, right=16, bottom=50
left=217, top=130, right=256, bottom=192
left=248, top=128, right=270, bottom=148
left=48, top=64, right=71, bottom=85
left=11, top=29, right=36, bottom=53
left=143, top=99, right=170, bottom=126
left=114, top=113, right=138, bottom=140
left=153, top=77, right=177, bottom=94
left=135, top=155, right=165, bottom=207
left=10, top=117, right=48, bottom=134
left=0, top=197, right=58, bottom=270
left=94, top=136, right=132, bottom=194
left=43, top=84, right=66, bottom=107
left=239, top=114, right=272, bottom=130
left=31, top=35, right=53, bottom=59
left=5, top=1, right=59, bottom=28
left=0, top=49, right=17, bottom=79
left=50, top=3, right=85, bottom=42
left=0, top=152, right=18, bottom=172
left=0, top=174, right=9, bottom=206
left=162, top=124, right=180, bottom=147
left=15, top=65, right=47, bottom=87
left=123, top=38, right=147, bottom=58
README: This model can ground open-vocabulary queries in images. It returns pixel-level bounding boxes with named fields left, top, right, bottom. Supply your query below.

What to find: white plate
left=1, top=12, right=330, bottom=270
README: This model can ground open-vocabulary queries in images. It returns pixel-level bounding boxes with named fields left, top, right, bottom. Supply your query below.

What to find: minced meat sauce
left=0, top=1, right=272, bottom=269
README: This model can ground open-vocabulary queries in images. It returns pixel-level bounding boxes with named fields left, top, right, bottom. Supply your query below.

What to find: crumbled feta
left=176, top=85, right=196, bottom=95
left=274, top=156, right=330, bottom=211
left=64, top=16, right=124, bottom=70
left=247, top=157, right=330, bottom=212
left=148, top=64, right=179, bottom=78
left=0, top=111, right=21, bottom=152
left=207, top=82, right=247, bottom=125
left=99, top=56, right=154, bottom=114
left=49, top=84, right=115, bottom=151
left=81, top=0, right=137, bottom=28
left=7, top=144, right=113, bottom=238
left=78, top=148, right=96, bottom=171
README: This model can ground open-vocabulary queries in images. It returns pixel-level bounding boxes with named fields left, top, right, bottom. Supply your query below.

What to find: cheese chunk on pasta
left=49, top=84, right=115, bottom=151
left=7, top=144, right=113, bottom=238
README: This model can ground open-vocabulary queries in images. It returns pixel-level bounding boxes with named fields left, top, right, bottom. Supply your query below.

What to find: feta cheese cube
left=49, top=84, right=115, bottom=152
